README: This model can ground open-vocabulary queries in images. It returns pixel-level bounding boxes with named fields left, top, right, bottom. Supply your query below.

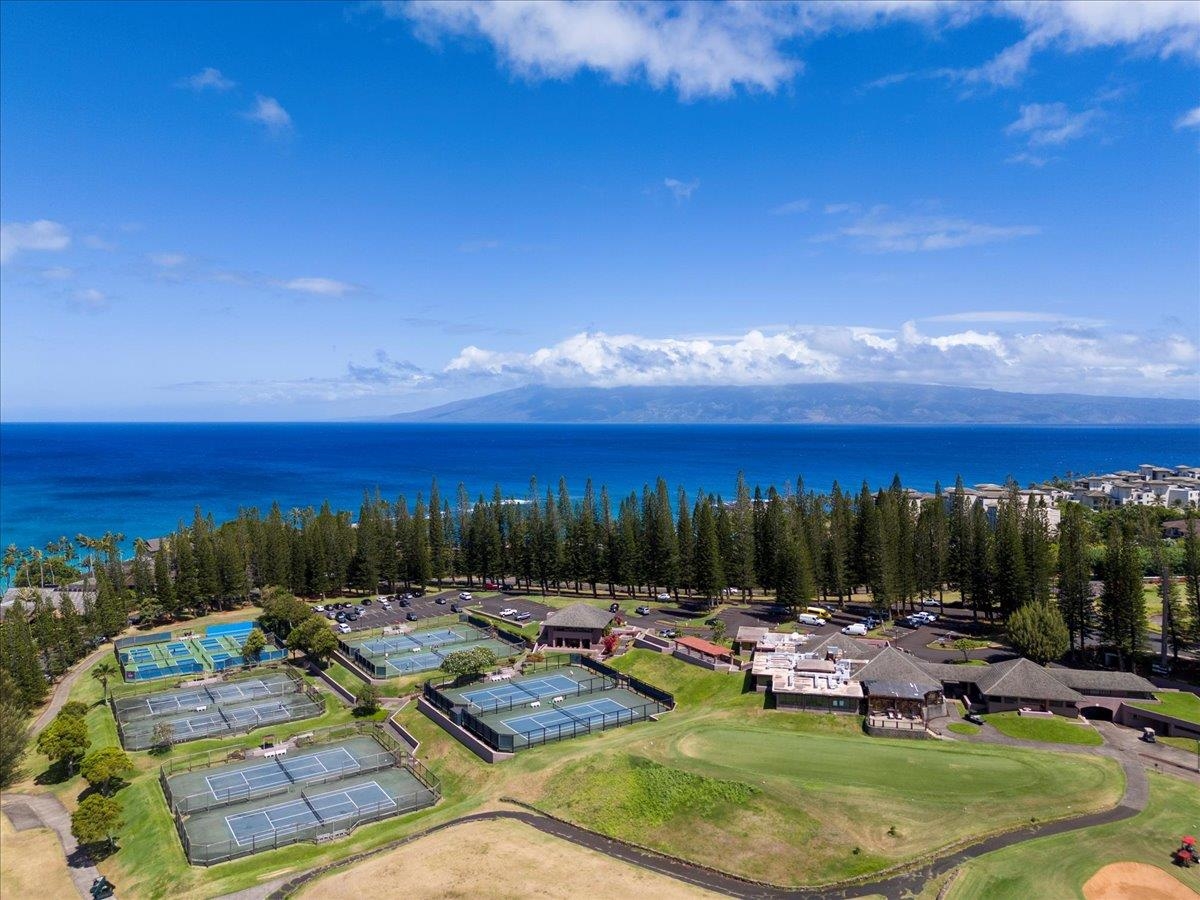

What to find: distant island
left=385, top=383, right=1200, bottom=425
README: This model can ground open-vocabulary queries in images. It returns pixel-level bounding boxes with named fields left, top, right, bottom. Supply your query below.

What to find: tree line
left=2, top=475, right=1198, bottom=698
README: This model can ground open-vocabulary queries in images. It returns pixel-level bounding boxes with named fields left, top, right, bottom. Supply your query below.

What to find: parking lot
left=473, top=594, right=557, bottom=623
left=311, top=588, right=480, bottom=633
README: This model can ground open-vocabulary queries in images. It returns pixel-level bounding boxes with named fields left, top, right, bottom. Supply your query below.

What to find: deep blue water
left=1, top=423, right=1197, bottom=553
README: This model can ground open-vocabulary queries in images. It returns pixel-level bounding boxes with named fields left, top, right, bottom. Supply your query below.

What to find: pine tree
left=1100, top=522, right=1145, bottom=670
left=730, top=473, right=756, bottom=600
left=1022, top=495, right=1053, bottom=605
left=0, top=598, right=47, bottom=707
left=1056, top=503, right=1093, bottom=656
left=993, top=485, right=1028, bottom=618
left=1183, top=509, right=1200, bottom=636
left=428, top=479, right=445, bottom=586
left=675, top=488, right=693, bottom=596
left=968, top=501, right=995, bottom=621
left=692, top=493, right=724, bottom=604
left=153, top=545, right=176, bottom=617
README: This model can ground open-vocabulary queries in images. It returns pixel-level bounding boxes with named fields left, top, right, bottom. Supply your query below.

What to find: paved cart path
left=1, top=792, right=102, bottom=900
left=32, top=644, right=112, bottom=734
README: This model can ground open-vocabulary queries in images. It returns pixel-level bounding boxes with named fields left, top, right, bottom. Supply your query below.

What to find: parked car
left=405, top=612, right=418, bottom=622
left=337, top=623, right=351, bottom=634
left=399, top=598, right=411, bottom=607
left=436, top=597, right=447, bottom=605
left=515, top=612, right=531, bottom=621
left=916, top=612, right=937, bottom=623
left=325, top=612, right=336, bottom=620
left=459, top=591, right=472, bottom=601
left=314, top=604, right=325, bottom=612
left=656, top=592, right=671, bottom=602
left=335, top=612, right=346, bottom=621
left=862, top=616, right=879, bottom=629
left=841, top=623, right=868, bottom=635
left=658, top=628, right=678, bottom=638
left=797, top=613, right=826, bottom=627
left=346, top=613, right=359, bottom=621
left=411, top=589, right=425, bottom=597
left=921, top=597, right=940, bottom=607
left=500, top=607, right=518, bottom=617
left=450, top=603, right=461, bottom=613
left=635, top=606, right=651, bottom=616
left=964, top=712, right=985, bottom=726
left=363, top=598, right=372, bottom=605
left=609, top=602, right=621, bottom=613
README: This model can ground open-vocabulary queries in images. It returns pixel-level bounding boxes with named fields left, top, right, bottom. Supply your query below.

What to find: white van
left=797, top=613, right=826, bottom=627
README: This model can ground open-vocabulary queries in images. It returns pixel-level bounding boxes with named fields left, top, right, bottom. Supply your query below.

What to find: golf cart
left=91, top=876, right=115, bottom=899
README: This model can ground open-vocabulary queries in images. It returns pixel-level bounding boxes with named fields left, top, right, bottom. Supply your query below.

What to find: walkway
left=1, top=792, right=101, bottom=900
left=32, top=644, right=111, bottom=734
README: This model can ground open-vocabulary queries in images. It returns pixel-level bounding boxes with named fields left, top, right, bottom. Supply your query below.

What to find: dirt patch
left=1082, top=862, right=1195, bottom=900
left=0, top=811, right=78, bottom=899
left=297, top=818, right=720, bottom=899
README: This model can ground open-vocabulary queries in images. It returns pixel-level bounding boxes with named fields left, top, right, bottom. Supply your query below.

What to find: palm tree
left=91, top=660, right=119, bottom=701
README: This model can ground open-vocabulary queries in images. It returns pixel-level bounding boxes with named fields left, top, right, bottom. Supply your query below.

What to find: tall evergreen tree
left=1056, top=502, right=1093, bottom=656
left=1100, top=522, right=1146, bottom=670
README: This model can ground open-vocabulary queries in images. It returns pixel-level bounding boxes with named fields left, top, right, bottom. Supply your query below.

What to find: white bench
left=552, top=696, right=564, bottom=703
left=529, top=701, right=541, bottom=708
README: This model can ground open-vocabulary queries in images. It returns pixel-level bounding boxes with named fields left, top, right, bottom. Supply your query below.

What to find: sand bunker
left=1083, top=862, right=1196, bottom=900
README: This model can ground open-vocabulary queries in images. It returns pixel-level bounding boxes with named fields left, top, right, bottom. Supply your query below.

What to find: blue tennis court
left=358, top=634, right=420, bottom=655
left=224, top=781, right=394, bottom=845
left=382, top=650, right=445, bottom=675
left=204, top=747, right=359, bottom=800
left=407, top=627, right=469, bottom=647
left=498, top=696, right=634, bottom=735
left=460, top=673, right=583, bottom=711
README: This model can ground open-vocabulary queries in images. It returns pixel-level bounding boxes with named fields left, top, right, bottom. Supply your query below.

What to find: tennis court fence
left=423, top=654, right=675, bottom=752
left=176, top=782, right=437, bottom=866
left=462, top=672, right=616, bottom=715
left=165, top=748, right=401, bottom=815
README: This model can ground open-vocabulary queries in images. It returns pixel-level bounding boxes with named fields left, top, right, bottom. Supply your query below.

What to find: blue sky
left=1, top=0, right=1198, bottom=420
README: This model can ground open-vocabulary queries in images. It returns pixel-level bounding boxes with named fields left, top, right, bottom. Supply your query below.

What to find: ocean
left=1, top=423, right=1197, bottom=553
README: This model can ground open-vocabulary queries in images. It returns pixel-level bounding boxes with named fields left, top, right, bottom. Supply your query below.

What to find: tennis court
left=460, top=672, right=596, bottom=712
left=344, top=623, right=513, bottom=677
left=117, top=686, right=324, bottom=748
left=165, top=735, right=392, bottom=814
left=498, top=695, right=634, bottom=734
left=112, top=671, right=294, bottom=722
left=179, top=766, right=438, bottom=864
left=116, top=621, right=287, bottom=682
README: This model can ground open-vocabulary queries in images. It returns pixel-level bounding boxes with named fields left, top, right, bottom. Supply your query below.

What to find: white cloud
left=770, top=198, right=811, bottom=215
left=663, top=177, right=699, bottom=201
left=40, top=266, right=75, bottom=281
left=442, top=322, right=1199, bottom=397
left=1006, top=102, right=1099, bottom=146
left=390, top=1, right=1200, bottom=100
left=823, top=202, right=859, bottom=215
left=822, top=206, right=1039, bottom=252
left=148, top=252, right=188, bottom=268
left=1005, top=151, right=1050, bottom=167
left=71, top=288, right=109, bottom=312
left=279, top=277, right=356, bottom=297
left=245, top=95, right=293, bottom=132
left=0, top=219, right=70, bottom=264
left=1176, top=105, right=1200, bottom=129
left=83, top=234, right=116, bottom=251
left=179, top=67, right=236, bottom=91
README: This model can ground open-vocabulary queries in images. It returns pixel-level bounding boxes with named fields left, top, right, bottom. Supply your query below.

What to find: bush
left=354, top=683, right=380, bottom=715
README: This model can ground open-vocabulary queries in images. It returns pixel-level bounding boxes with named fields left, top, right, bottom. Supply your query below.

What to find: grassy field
left=1130, top=692, right=1200, bottom=726
left=948, top=723, right=981, bottom=736
left=982, top=712, right=1104, bottom=747
left=0, top=812, right=79, bottom=899
left=1158, top=735, right=1199, bottom=756
left=948, top=773, right=1200, bottom=899
left=525, top=652, right=1123, bottom=887
left=8, top=646, right=1130, bottom=898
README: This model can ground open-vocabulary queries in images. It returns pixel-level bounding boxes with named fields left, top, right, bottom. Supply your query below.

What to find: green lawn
left=949, top=773, right=1200, bottom=900
left=948, top=723, right=981, bottom=735
left=529, top=651, right=1123, bottom=887
left=982, top=712, right=1104, bottom=746
left=16, top=647, right=1130, bottom=897
left=1130, top=691, right=1200, bottom=726
left=1158, top=735, right=1199, bottom=756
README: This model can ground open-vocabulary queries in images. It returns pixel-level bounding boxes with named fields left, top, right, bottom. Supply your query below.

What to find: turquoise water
left=1, top=423, right=1196, bottom=552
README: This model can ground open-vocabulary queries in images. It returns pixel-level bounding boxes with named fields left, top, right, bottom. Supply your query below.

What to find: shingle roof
left=975, top=657, right=1083, bottom=702
left=1045, top=667, right=1157, bottom=694
left=919, top=662, right=993, bottom=684
left=541, top=603, right=614, bottom=629
left=852, top=647, right=941, bottom=694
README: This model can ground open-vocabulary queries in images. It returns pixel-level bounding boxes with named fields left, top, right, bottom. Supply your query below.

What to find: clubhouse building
left=745, top=629, right=1161, bottom=735
left=538, top=603, right=614, bottom=650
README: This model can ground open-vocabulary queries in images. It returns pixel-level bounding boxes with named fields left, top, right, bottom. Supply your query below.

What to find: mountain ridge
left=383, top=383, right=1200, bottom=425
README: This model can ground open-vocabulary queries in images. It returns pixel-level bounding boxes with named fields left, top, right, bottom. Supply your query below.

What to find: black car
left=347, top=612, right=360, bottom=621
left=335, top=612, right=346, bottom=621
left=411, top=589, right=425, bottom=597
left=609, top=602, right=620, bottom=613
left=363, top=598, right=372, bottom=605
left=450, top=603, right=461, bottom=613
left=435, top=597, right=447, bottom=605
left=964, top=712, right=985, bottom=726
left=405, top=611, right=418, bottom=622
left=399, top=598, right=411, bottom=607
